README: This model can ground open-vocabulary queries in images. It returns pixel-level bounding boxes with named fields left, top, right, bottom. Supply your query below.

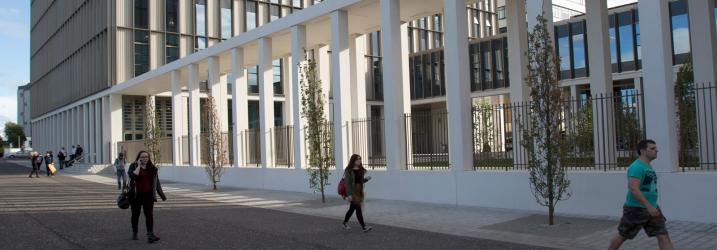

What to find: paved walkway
left=14, top=160, right=717, bottom=249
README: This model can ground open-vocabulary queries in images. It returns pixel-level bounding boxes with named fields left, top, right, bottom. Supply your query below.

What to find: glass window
left=571, top=21, right=587, bottom=77
left=670, top=0, right=691, bottom=64
left=166, top=34, right=179, bottom=63
left=248, top=65, right=259, bottom=94
left=493, top=39, right=505, bottom=87
left=248, top=101, right=259, bottom=129
left=432, top=52, right=442, bottom=95
left=609, top=15, right=618, bottom=72
left=135, top=0, right=149, bottom=29
left=470, top=43, right=481, bottom=91
left=246, top=1, right=257, bottom=31
left=419, top=30, right=427, bottom=51
left=472, top=11, right=480, bottom=38
left=293, top=0, right=302, bottom=8
left=634, top=9, right=641, bottom=69
left=195, top=36, right=206, bottom=51
left=221, top=0, right=233, bottom=39
left=433, top=15, right=441, bottom=32
left=484, top=14, right=492, bottom=37
left=195, top=0, right=206, bottom=37
left=481, top=41, right=492, bottom=89
left=413, top=56, right=423, bottom=99
left=166, top=0, right=179, bottom=32
left=134, top=30, right=150, bottom=76
left=274, top=102, right=283, bottom=126
left=422, top=53, right=432, bottom=98
left=273, top=59, right=283, bottom=95
left=497, top=6, right=505, bottom=20
left=556, top=24, right=571, bottom=79
left=618, top=12, right=635, bottom=71
left=270, top=4, right=280, bottom=22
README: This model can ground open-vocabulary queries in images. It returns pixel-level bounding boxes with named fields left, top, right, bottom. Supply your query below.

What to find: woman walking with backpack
left=341, top=154, right=372, bottom=232
left=127, top=151, right=166, bottom=243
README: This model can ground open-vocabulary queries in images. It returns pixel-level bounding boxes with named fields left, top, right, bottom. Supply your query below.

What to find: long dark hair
left=134, top=150, right=155, bottom=168
left=345, top=154, right=365, bottom=173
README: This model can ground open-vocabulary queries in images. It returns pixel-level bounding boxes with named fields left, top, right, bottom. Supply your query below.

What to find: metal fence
left=404, top=111, right=450, bottom=170
left=199, top=133, right=232, bottom=166
left=472, top=92, right=645, bottom=171
left=351, top=117, right=387, bottom=169
left=272, top=126, right=293, bottom=167
left=679, top=82, right=717, bottom=171
left=242, top=129, right=261, bottom=167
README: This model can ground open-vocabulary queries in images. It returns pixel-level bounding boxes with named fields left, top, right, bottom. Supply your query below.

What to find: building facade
left=16, top=83, right=31, bottom=144
left=30, top=0, right=717, bottom=223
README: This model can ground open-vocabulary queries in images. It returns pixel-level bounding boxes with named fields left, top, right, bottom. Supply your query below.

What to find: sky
left=0, top=0, right=29, bottom=126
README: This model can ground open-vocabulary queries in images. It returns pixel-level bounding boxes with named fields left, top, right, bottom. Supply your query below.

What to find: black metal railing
left=351, top=117, right=386, bottom=169
left=242, top=129, right=261, bottom=167
left=272, top=125, right=293, bottom=167
left=404, top=111, right=449, bottom=170
left=679, top=82, right=717, bottom=171
left=472, top=92, right=645, bottom=171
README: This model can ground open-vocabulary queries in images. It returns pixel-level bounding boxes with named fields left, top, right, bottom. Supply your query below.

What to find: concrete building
left=16, top=83, right=31, bottom=145
left=30, top=0, right=717, bottom=223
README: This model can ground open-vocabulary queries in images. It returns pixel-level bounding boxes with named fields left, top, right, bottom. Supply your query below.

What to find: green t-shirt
left=625, top=159, right=658, bottom=208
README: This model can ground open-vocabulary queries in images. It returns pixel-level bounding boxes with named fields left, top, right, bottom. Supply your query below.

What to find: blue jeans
left=116, top=169, right=127, bottom=189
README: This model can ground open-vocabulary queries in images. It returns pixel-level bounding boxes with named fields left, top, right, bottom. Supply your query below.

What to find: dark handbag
left=117, top=186, right=130, bottom=209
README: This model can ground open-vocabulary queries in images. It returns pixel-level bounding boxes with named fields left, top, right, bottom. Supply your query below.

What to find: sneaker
left=147, top=233, right=160, bottom=243
left=342, top=222, right=351, bottom=230
left=362, top=226, right=373, bottom=233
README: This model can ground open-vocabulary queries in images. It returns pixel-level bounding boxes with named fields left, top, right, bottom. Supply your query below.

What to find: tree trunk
left=320, top=167, right=326, bottom=203
left=549, top=203, right=555, bottom=225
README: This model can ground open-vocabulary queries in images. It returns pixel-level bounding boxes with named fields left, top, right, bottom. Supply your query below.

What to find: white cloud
left=0, top=96, right=17, bottom=124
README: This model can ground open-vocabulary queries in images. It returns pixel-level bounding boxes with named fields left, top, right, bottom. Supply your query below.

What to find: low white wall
left=158, top=166, right=717, bottom=223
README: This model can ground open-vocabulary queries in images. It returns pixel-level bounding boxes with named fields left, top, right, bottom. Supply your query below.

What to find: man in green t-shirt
left=608, top=140, right=674, bottom=250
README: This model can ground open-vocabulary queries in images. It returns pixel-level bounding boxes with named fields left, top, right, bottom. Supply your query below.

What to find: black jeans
left=131, top=192, right=155, bottom=234
left=343, top=202, right=366, bottom=228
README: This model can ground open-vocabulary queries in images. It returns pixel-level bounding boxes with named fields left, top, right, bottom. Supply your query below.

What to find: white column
left=331, top=10, right=351, bottom=170
left=444, top=0, right=473, bottom=171
left=102, top=97, right=111, bottom=163
left=83, top=103, right=89, bottom=163
left=291, top=25, right=306, bottom=170
left=187, top=63, right=202, bottom=166
left=88, top=100, right=96, bottom=163
left=380, top=0, right=409, bottom=171
left=109, top=95, right=123, bottom=161
left=507, top=0, right=529, bottom=102
left=351, top=34, right=367, bottom=119
left=689, top=0, right=717, bottom=168
left=231, top=48, right=248, bottom=167
left=259, top=37, right=275, bottom=168
left=527, top=0, right=553, bottom=35
left=587, top=0, right=617, bottom=168
left=208, top=56, right=228, bottom=132
left=171, top=70, right=183, bottom=165
left=96, top=100, right=103, bottom=163
left=638, top=0, right=678, bottom=172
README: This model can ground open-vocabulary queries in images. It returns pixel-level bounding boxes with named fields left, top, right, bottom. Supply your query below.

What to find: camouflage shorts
left=618, top=205, right=668, bottom=239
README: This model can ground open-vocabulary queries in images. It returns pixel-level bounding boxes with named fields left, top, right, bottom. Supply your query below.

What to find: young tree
left=299, top=59, right=333, bottom=203
left=522, top=15, right=571, bottom=225
left=144, top=96, right=162, bottom=165
left=674, top=59, right=697, bottom=167
left=473, top=100, right=495, bottom=154
left=204, top=95, right=227, bottom=190
left=4, top=122, right=26, bottom=148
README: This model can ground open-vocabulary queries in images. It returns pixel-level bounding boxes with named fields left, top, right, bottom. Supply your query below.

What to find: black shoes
left=147, top=233, right=160, bottom=243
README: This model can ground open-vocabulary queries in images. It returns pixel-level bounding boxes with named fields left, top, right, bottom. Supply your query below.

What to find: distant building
left=16, top=83, right=31, bottom=146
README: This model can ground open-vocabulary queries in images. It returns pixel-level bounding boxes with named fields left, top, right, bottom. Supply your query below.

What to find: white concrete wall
left=158, top=166, right=717, bottom=223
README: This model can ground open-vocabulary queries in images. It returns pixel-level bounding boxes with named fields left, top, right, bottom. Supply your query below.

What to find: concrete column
left=380, top=0, right=409, bottom=171
left=208, top=56, right=229, bottom=133
left=291, top=25, right=306, bottom=170
left=444, top=0, right=473, bottom=171
left=83, top=103, right=89, bottom=163
left=331, top=10, right=351, bottom=170
left=506, top=0, right=530, bottom=167
left=587, top=0, right=617, bottom=168
left=689, top=0, right=717, bottom=168
left=188, top=63, right=202, bottom=166
left=351, top=34, right=367, bottom=119
left=88, top=100, right=95, bottom=163
left=259, top=37, right=275, bottom=168
left=102, top=97, right=111, bottom=163
left=171, top=70, right=183, bottom=165
left=527, top=0, right=553, bottom=35
left=638, top=0, right=678, bottom=172
left=318, top=45, right=331, bottom=120
left=109, top=95, right=123, bottom=162
left=231, top=48, right=248, bottom=167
